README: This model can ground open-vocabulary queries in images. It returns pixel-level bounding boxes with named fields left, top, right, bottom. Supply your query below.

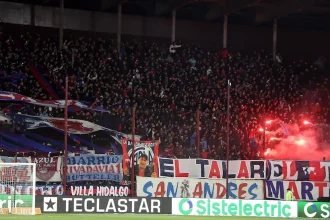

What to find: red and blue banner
left=0, top=91, right=108, bottom=112
left=66, top=155, right=123, bottom=182
left=136, top=176, right=264, bottom=199
left=266, top=180, right=330, bottom=201
left=158, top=158, right=266, bottom=179
left=267, top=160, right=330, bottom=181
left=0, top=156, right=62, bottom=182
left=9, top=113, right=105, bottom=134
left=30, top=66, right=59, bottom=100
left=0, top=72, right=26, bottom=82
left=1, top=184, right=129, bottom=196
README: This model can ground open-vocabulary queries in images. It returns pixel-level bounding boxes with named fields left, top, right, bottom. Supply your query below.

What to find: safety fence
left=34, top=196, right=329, bottom=218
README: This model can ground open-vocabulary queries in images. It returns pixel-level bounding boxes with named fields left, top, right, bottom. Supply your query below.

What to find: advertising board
left=39, top=196, right=171, bottom=214
left=172, top=198, right=297, bottom=217
left=298, top=202, right=330, bottom=218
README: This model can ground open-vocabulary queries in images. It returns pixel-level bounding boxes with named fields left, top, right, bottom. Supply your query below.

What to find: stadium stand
left=0, top=24, right=329, bottom=159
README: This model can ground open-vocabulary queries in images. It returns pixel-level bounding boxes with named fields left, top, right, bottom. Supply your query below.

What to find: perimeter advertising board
left=298, top=202, right=330, bottom=218
left=172, top=198, right=297, bottom=218
left=38, top=196, right=171, bottom=214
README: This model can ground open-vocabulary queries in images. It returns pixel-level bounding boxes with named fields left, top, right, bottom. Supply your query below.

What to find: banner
left=0, top=156, right=62, bottom=182
left=267, top=160, right=330, bottom=181
left=0, top=184, right=63, bottom=195
left=32, top=157, right=62, bottom=182
left=36, top=185, right=64, bottom=195
left=0, top=184, right=129, bottom=196
left=158, top=158, right=266, bottom=179
left=0, top=72, right=26, bottom=81
left=8, top=113, right=107, bottom=135
left=70, top=185, right=129, bottom=197
left=122, top=138, right=160, bottom=185
left=266, top=180, right=330, bottom=201
left=298, top=202, right=330, bottom=218
left=39, top=196, right=172, bottom=213
left=171, top=198, right=297, bottom=217
left=0, top=91, right=108, bottom=112
left=136, top=176, right=264, bottom=199
left=67, top=155, right=122, bottom=182
left=0, top=112, right=11, bottom=122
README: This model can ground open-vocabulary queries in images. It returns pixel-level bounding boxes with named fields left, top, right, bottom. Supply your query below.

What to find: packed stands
left=0, top=26, right=329, bottom=160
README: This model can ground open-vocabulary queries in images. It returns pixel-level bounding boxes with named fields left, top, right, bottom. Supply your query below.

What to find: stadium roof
left=5, top=0, right=330, bottom=30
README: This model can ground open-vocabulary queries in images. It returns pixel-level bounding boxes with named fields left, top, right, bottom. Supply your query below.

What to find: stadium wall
left=0, top=1, right=329, bottom=62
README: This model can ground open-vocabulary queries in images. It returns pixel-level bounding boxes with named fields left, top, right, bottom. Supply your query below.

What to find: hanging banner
left=36, top=184, right=64, bottom=195
left=0, top=184, right=129, bottom=196
left=32, top=157, right=62, bottom=182
left=69, top=185, right=130, bottom=196
left=0, top=91, right=108, bottom=112
left=66, top=155, right=122, bottom=182
left=158, top=158, right=266, bottom=179
left=0, top=156, right=62, bottom=182
left=121, top=138, right=160, bottom=185
left=266, top=180, right=330, bottom=201
left=267, top=160, right=330, bottom=181
left=0, top=184, right=63, bottom=195
left=136, top=176, right=264, bottom=199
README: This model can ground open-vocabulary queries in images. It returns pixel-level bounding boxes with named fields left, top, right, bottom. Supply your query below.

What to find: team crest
left=32, top=157, right=58, bottom=181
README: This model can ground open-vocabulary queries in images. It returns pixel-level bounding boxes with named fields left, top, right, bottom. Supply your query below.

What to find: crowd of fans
left=0, top=27, right=329, bottom=160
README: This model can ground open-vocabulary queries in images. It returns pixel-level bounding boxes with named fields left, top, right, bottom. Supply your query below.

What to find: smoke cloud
left=264, top=123, right=330, bottom=160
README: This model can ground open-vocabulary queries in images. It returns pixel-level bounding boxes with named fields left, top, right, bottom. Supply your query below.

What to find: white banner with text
left=136, top=176, right=264, bottom=199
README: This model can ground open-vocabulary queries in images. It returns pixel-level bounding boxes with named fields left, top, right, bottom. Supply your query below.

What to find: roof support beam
left=205, top=0, right=261, bottom=21
left=100, top=0, right=120, bottom=11
left=255, top=0, right=316, bottom=24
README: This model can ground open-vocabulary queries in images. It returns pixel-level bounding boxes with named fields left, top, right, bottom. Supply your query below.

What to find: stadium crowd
left=0, top=27, right=329, bottom=160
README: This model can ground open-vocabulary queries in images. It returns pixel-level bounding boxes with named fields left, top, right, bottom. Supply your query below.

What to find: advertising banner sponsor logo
left=267, top=160, right=330, bottom=181
left=43, top=197, right=58, bottom=212
left=158, top=158, right=265, bottom=179
left=66, top=155, right=122, bottom=182
left=0, top=156, right=61, bottom=182
left=298, top=202, right=330, bottom=218
left=122, top=138, right=160, bottom=185
left=137, top=176, right=264, bottom=199
left=172, top=198, right=297, bottom=217
left=266, top=180, right=330, bottom=201
left=40, top=196, right=172, bottom=214
left=0, top=195, right=32, bottom=209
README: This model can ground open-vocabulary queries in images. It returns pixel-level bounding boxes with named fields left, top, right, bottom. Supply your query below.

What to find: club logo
left=32, top=157, right=58, bottom=182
